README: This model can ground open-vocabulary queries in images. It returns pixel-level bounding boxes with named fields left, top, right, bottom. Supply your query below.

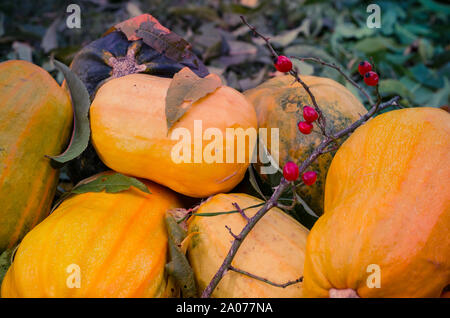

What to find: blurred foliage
left=0, top=0, right=448, bottom=108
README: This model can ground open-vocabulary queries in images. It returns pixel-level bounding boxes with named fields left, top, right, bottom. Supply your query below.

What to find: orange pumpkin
left=0, top=60, right=72, bottom=253
left=187, top=193, right=309, bottom=297
left=303, top=107, right=450, bottom=297
left=1, top=173, right=182, bottom=297
left=90, top=73, right=257, bottom=198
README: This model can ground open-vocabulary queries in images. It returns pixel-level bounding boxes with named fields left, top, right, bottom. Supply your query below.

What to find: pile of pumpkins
left=0, top=22, right=449, bottom=298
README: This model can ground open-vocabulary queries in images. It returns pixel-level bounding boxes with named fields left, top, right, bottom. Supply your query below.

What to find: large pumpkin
left=303, top=107, right=450, bottom=298
left=244, top=75, right=367, bottom=215
left=0, top=60, right=72, bottom=253
left=90, top=73, right=257, bottom=198
left=1, top=173, right=182, bottom=297
left=187, top=193, right=309, bottom=297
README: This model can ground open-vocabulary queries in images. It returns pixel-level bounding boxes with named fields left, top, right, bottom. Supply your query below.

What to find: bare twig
left=201, top=17, right=401, bottom=298
left=291, top=56, right=374, bottom=105
left=239, top=16, right=278, bottom=59
left=240, top=15, right=328, bottom=136
left=275, top=184, right=298, bottom=210
left=232, top=202, right=250, bottom=221
left=225, top=225, right=241, bottom=241
left=290, top=70, right=328, bottom=135
left=201, top=179, right=288, bottom=297
left=229, top=266, right=303, bottom=288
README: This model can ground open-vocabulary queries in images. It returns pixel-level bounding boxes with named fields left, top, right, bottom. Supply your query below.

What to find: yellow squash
left=187, top=193, right=309, bottom=297
left=90, top=74, right=257, bottom=198
left=303, top=107, right=450, bottom=298
left=1, top=173, right=182, bottom=298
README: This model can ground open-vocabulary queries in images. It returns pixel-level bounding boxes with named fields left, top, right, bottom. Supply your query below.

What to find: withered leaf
left=165, top=213, right=198, bottom=298
left=165, top=67, right=222, bottom=131
left=109, top=14, right=170, bottom=41
left=110, top=14, right=204, bottom=66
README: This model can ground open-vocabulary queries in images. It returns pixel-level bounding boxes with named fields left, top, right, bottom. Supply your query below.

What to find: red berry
left=298, top=121, right=313, bottom=134
left=358, top=61, right=372, bottom=76
left=274, top=55, right=292, bottom=73
left=303, top=106, right=318, bottom=123
left=302, top=171, right=317, bottom=186
left=283, top=161, right=299, bottom=182
left=364, top=71, right=379, bottom=86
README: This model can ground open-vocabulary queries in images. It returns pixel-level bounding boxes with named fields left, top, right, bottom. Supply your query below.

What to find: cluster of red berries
left=297, top=106, right=318, bottom=135
left=283, top=104, right=319, bottom=184
left=283, top=161, right=317, bottom=185
left=278, top=58, right=379, bottom=186
left=358, top=61, right=379, bottom=86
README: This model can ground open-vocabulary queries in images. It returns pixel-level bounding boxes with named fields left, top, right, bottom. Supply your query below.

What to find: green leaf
left=334, top=23, right=374, bottom=39
left=166, top=213, right=187, bottom=245
left=0, top=247, right=15, bottom=286
left=353, top=36, right=401, bottom=54
left=418, top=38, right=434, bottom=63
left=48, top=59, right=90, bottom=164
left=379, top=79, right=414, bottom=100
left=428, top=77, right=450, bottom=107
left=285, top=45, right=338, bottom=65
left=256, top=20, right=310, bottom=47
left=418, top=0, right=450, bottom=14
left=71, top=173, right=150, bottom=194
left=292, top=59, right=314, bottom=76
left=248, top=165, right=266, bottom=201
left=51, top=173, right=150, bottom=213
left=165, top=67, right=222, bottom=131
left=165, top=213, right=197, bottom=298
left=410, top=63, right=444, bottom=89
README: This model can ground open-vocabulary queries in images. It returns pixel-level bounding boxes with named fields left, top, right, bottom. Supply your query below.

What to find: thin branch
left=201, top=180, right=287, bottom=298
left=291, top=56, right=374, bottom=105
left=239, top=16, right=278, bottom=58
left=240, top=15, right=328, bottom=136
left=201, top=17, right=401, bottom=299
left=225, top=225, right=241, bottom=241
left=275, top=184, right=298, bottom=210
left=232, top=202, right=250, bottom=221
left=201, top=95, right=400, bottom=297
left=290, top=70, right=328, bottom=135
left=229, top=266, right=303, bottom=288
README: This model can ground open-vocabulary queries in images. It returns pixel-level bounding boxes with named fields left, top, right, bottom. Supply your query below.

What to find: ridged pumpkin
left=303, top=107, right=450, bottom=298
left=90, top=73, right=257, bottom=198
left=0, top=60, right=72, bottom=253
left=1, top=173, right=182, bottom=297
left=187, top=193, right=309, bottom=297
left=244, top=75, right=367, bottom=215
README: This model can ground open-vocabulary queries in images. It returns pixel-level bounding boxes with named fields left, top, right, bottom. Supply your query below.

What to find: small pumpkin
left=90, top=73, right=257, bottom=198
left=1, top=173, right=182, bottom=298
left=303, top=107, right=450, bottom=298
left=244, top=75, right=367, bottom=215
left=187, top=193, right=309, bottom=297
left=0, top=60, right=72, bottom=253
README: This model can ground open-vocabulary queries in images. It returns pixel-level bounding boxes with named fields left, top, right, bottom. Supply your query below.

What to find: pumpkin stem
left=329, top=288, right=360, bottom=298
left=105, top=41, right=147, bottom=78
